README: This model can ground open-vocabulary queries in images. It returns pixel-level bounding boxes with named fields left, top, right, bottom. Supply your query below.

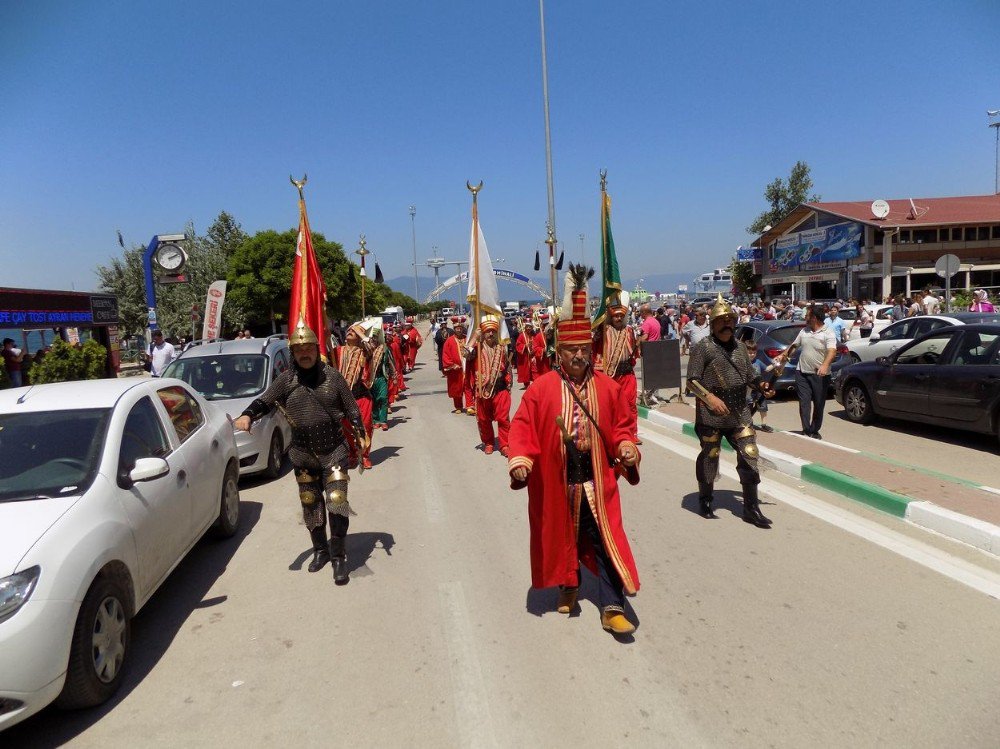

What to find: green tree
left=747, top=160, right=821, bottom=235
left=228, top=229, right=360, bottom=331
left=29, top=339, right=108, bottom=384
left=727, top=257, right=760, bottom=296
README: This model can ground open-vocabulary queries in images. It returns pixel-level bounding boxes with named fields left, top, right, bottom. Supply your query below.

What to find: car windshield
left=163, top=354, right=268, bottom=400
left=0, top=408, right=110, bottom=501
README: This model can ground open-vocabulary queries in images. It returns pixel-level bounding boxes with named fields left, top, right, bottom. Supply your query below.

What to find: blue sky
left=2, top=0, right=998, bottom=294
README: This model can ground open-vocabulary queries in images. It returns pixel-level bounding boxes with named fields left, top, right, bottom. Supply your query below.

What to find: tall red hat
left=556, top=264, right=595, bottom=347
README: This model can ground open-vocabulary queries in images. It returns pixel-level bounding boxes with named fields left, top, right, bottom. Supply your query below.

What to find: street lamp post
left=409, top=205, right=419, bottom=300
left=579, top=233, right=585, bottom=263
left=989, top=110, right=1000, bottom=194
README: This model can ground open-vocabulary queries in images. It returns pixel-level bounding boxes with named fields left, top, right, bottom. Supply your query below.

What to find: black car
left=734, top=321, right=853, bottom=392
left=835, top=323, right=1000, bottom=448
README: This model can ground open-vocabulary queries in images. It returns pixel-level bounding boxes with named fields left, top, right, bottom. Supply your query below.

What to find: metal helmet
left=709, top=293, right=736, bottom=322
left=289, top=320, right=319, bottom=347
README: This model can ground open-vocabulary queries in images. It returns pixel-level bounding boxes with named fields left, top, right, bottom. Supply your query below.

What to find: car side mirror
left=875, top=356, right=891, bottom=367
left=120, top=457, right=170, bottom=488
left=868, top=334, right=880, bottom=342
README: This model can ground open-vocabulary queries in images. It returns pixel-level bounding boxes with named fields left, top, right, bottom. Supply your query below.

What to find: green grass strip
left=801, top=463, right=911, bottom=517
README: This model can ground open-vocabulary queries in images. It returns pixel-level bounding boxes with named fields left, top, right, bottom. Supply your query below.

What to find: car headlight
left=0, top=566, right=40, bottom=624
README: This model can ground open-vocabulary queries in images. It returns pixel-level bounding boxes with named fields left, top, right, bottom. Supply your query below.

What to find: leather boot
left=307, top=526, right=330, bottom=572
left=330, top=536, right=349, bottom=585
left=698, top=481, right=717, bottom=519
left=741, top=483, right=772, bottom=528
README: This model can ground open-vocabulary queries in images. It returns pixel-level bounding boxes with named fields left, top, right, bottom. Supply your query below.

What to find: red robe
left=507, top=369, right=640, bottom=593
left=593, top=325, right=639, bottom=440
left=514, top=331, right=534, bottom=384
left=441, top=334, right=466, bottom=404
left=532, top=331, right=551, bottom=376
left=404, top=327, right=422, bottom=369
left=389, top=337, right=407, bottom=392
left=333, top=344, right=373, bottom=462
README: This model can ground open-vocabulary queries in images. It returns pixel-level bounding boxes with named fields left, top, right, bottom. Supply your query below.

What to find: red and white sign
left=201, top=280, right=227, bottom=340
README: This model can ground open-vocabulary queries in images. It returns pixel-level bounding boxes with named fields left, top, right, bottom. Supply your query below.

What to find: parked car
left=163, top=335, right=291, bottom=478
left=845, top=312, right=1000, bottom=363
left=0, top=378, right=241, bottom=730
left=836, top=323, right=1000, bottom=448
left=734, top=321, right=853, bottom=392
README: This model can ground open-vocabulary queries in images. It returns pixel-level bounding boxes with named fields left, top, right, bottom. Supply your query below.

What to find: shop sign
left=89, top=295, right=119, bottom=324
left=769, top=221, right=863, bottom=271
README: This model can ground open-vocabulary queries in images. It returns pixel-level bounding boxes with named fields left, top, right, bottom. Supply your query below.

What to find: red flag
left=288, top=198, right=329, bottom=360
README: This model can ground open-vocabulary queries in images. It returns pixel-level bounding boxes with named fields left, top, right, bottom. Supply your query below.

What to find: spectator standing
left=922, top=289, right=941, bottom=316
left=823, top=304, right=849, bottom=343
left=853, top=303, right=874, bottom=339
left=2, top=338, right=25, bottom=387
left=776, top=304, right=836, bottom=439
left=744, top=340, right=772, bottom=432
left=637, top=304, right=661, bottom=342
left=907, top=296, right=923, bottom=317
left=890, top=295, right=908, bottom=322
left=146, top=330, right=177, bottom=377
left=970, top=289, right=995, bottom=312
left=682, top=308, right=711, bottom=348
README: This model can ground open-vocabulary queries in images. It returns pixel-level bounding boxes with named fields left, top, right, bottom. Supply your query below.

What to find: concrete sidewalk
left=640, top=401, right=1000, bottom=557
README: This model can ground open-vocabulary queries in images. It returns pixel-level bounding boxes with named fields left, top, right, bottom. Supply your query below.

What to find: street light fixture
left=989, top=110, right=1000, bottom=194
left=409, top=205, right=419, bottom=300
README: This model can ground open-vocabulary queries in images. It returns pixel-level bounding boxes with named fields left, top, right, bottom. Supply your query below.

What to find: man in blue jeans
left=775, top=304, right=836, bottom=440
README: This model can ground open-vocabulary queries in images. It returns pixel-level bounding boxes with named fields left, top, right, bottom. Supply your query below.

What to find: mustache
left=718, top=326, right=734, bottom=335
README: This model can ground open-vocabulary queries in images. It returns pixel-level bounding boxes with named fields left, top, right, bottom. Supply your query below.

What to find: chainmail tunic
left=687, top=336, right=761, bottom=430
left=243, top=362, right=363, bottom=461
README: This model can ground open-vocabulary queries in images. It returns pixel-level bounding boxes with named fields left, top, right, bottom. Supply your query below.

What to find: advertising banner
left=201, top=280, right=227, bottom=340
left=769, top=222, right=862, bottom=272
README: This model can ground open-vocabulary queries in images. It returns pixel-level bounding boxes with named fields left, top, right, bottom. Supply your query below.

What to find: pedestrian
left=636, top=304, right=660, bottom=342
left=402, top=317, right=422, bottom=372
left=507, top=264, right=641, bottom=636
left=243, top=329, right=253, bottom=339
left=234, top=322, right=367, bottom=584
left=469, top=315, right=512, bottom=455
left=777, top=304, right=836, bottom=440
left=371, top=327, right=395, bottom=432
left=442, top=316, right=470, bottom=413
left=921, top=288, right=941, bottom=316
left=434, top=316, right=452, bottom=373
left=682, top=307, right=711, bottom=348
left=890, top=295, right=908, bottom=322
left=333, top=321, right=375, bottom=470
left=514, top=319, right=535, bottom=389
left=145, top=330, right=177, bottom=377
left=823, top=304, right=849, bottom=343
left=593, top=295, right=640, bottom=444
left=907, top=296, right=923, bottom=317
left=744, top=340, right=773, bottom=433
left=970, top=289, right=994, bottom=313
left=2, top=338, right=25, bottom=387
left=853, top=303, right=873, bottom=339
left=685, top=294, right=775, bottom=526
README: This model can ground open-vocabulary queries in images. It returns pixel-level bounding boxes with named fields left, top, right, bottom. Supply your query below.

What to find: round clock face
left=155, top=244, right=185, bottom=271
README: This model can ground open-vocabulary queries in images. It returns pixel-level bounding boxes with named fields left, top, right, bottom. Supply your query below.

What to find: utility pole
left=409, top=205, right=419, bottom=300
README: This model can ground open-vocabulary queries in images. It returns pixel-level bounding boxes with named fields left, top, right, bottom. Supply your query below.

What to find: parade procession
left=6, top=3, right=1000, bottom=747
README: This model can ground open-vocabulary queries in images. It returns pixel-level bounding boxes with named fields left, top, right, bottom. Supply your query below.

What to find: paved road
left=9, top=352, right=1000, bottom=747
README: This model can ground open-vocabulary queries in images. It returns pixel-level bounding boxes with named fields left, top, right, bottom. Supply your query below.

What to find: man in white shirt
left=147, top=330, right=177, bottom=377
left=775, top=304, right=836, bottom=439
left=922, top=290, right=941, bottom=316
left=682, top=308, right=711, bottom=347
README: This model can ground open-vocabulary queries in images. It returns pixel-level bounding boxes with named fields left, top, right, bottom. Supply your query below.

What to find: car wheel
left=213, top=462, right=241, bottom=538
left=843, top=381, right=876, bottom=425
left=263, top=429, right=283, bottom=479
left=56, top=576, right=131, bottom=709
left=850, top=352, right=861, bottom=364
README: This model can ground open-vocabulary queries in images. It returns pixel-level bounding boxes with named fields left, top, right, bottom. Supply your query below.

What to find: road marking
left=639, top=426, right=1000, bottom=600
left=438, top=581, right=499, bottom=748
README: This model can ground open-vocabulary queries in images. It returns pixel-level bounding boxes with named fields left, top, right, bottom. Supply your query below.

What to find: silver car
left=163, top=336, right=292, bottom=478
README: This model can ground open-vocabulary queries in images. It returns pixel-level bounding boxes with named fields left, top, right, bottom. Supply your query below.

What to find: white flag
left=201, top=280, right=227, bottom=340
left=466, top=220, right=509, bottom=341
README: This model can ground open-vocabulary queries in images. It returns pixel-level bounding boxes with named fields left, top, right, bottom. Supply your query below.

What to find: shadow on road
left=826, top=408, right=997, bottom=455
left=369, top=445, right=402, bottom=465
left=524, top=577, right=641, bottom=643
left=288, top=531, right=396, bottom=577
left=6, top=501, right=264, bottom=748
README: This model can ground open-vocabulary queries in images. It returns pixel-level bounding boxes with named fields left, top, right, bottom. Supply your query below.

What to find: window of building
left=953, top=227, right=963, bottom=241
left=978, top=226, right=990, bottom=241
left=992, top=225, right=1000, bottom=240
left=912, top=228, right=937, bottom=244
left=898, top=230, right=911, bottom=244
left=965, top=227, right=979, bottom=241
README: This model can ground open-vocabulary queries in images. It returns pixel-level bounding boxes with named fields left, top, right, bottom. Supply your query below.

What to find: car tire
left=263, top=429, right=283, bottom=479
left=850, top=353, right=861, bottom=364
left=56, top=575, right=131, bottom=710
left=212, top=462, right=241, bottom=539
left=843, top=381, right=876, bottom=425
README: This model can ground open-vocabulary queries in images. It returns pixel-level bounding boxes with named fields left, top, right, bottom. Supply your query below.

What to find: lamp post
left=538, top=0, right=559, bottom=306
left=409, top=205, right=419, bottom=300
left=355, top=235, right=370, bottom=318
left=579, top=233, right=585, bottom=263
left=989, top=110, right=1000, bottom=194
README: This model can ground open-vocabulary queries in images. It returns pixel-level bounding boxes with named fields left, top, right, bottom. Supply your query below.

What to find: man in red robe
left=403, top=317, right=422, bottom=372
left=334, top=322, right=375, bottom=469
left=593, top=299, right=641, bottom=444
left=507, top=265, right=641, bottom=636
left=532, top=313, right=552, bottom=378
left=514, top=319, right=535, bottom=389
left=390, top=324, right=407, bottom=394
left=469, top=315, right=512, bottom=456
left=384, top=326, right=398, bottom=406
left=441, top=316, right=469, bottom=413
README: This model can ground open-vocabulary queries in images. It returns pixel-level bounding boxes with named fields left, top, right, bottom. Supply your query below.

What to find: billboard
left=769, top=222, right=862, bottom=272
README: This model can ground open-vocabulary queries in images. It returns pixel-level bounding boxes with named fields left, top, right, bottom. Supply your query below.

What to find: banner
left=201, top=280, right=227, bottom=340
left=769, top=222, right=863, bottom=271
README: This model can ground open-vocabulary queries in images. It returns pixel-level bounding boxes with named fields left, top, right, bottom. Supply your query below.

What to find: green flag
left=593, top=191, right=623, bottom=327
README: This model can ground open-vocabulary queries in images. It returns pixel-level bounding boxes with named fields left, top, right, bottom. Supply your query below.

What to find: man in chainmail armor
left=234, top=322, right=367, bottom=583
left=686, top=294, right=775, bottom=527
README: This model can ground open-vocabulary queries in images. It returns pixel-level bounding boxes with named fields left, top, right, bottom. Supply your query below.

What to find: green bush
left=950, top=289, right=973, bottom=313
left=29, top=339, right=108, bottom=384
left=0, top=358, right=8, bottom=388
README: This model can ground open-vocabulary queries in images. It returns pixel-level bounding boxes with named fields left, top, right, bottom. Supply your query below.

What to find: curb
left=637, top=405, right=1000, bottom=556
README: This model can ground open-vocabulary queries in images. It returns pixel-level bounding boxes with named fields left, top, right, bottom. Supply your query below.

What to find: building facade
left=758, top=194, right=1000, bottom=302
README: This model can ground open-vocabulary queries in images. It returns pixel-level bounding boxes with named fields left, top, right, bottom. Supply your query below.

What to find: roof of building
left=759, top=194, right=1000, bottom=247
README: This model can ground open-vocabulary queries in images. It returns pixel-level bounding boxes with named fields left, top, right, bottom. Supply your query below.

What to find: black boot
left=741, top=483, right=772, bottom=528
left=698, top=482, right=717, bottom=519
left=307, top=526, right=330, bottom=572
left=330, top=536, right=349, bottom=585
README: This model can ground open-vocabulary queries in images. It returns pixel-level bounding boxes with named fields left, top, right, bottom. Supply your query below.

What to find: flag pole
left=355, top=234, right=369, bottom=319
left=538, top=0, right=559, bottom=308
left=467, top=180, right=483, bottom=394
left=290, top=174, right=310, bottom=328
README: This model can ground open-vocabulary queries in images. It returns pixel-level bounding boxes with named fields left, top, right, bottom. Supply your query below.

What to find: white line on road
left=639, top=426, right=1000, bottom=601
left=438, top=581, right=499, bottom=749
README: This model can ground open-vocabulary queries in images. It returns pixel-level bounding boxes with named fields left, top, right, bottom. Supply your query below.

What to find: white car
left=0, top=378, right=240, bottom=731
left=846, top=315, right=966, bottom=363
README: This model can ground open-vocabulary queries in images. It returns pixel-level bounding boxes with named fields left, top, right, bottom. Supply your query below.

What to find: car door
left=860, top=319, right=914, bottom=361
left=154, top=385, right=221, bottom=534
left=116, top=394, right=192, bottom=595
left=927, top=330, right=1000, bottom=428
left=875, top=330, right=962, bottom=418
